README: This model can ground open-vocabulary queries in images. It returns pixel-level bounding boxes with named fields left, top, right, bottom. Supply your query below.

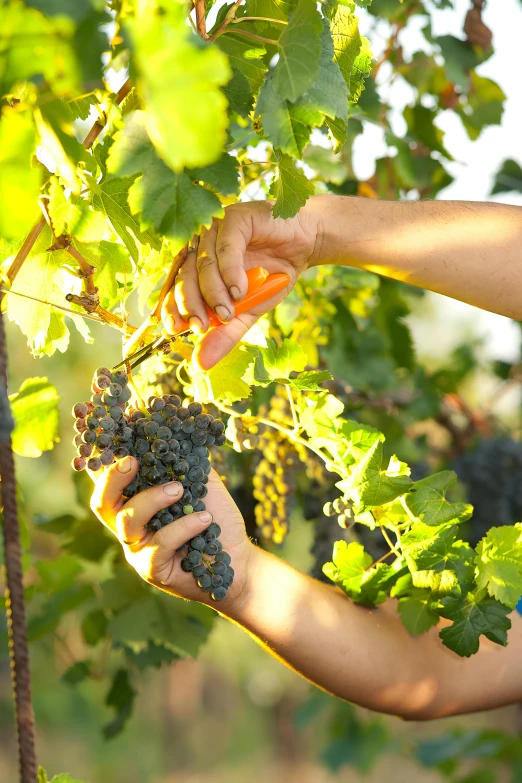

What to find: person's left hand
left=88, top=456, right=255, bottom=608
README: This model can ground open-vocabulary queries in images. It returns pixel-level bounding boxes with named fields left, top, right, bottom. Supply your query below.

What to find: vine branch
left=207, top=0, right=245, bottom=43
left=123, top=244, right=188, bottom=358
left=195, top=0, right=208, bottom=38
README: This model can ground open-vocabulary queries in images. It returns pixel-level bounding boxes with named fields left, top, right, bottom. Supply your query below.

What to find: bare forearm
left=222, top=546, right=522, bottom=720
left=312, top=196, right=522, bottom=320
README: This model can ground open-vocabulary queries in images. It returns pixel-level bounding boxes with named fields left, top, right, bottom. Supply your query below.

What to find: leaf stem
left=285, top=384, right=299, bottom=434
left=231, top=16, right=287, bottom=24
left=220, top=28, right=279, bottom=46
left=379, top=524, right=401, bottom=558
left=215, top=401, right=347, bottom=478
left=207, top=0, right=244, bottom=42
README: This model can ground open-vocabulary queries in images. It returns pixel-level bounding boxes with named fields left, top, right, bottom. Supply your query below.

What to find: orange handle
left=176, top=267, right=290, bottom=332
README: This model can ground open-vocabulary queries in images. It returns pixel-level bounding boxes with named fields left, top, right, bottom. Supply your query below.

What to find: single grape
left=109, top=383, right=122, bottom=397
left=197, top=574, right=212, bottom=590
left=135, top=437, right=150, bottom=455
left=147, top=518, right=162, bottom=533
left=167, top=416, right=181, bottom=432
left=114, top=447, right=129, bottom=459
left=193, top=501, right=206, bottom=513
left=214, top=434, right=226, bottom=446
left=144, top=420, right=159, bottom=437
left=181, top=489, right=193, bottom=505
left=102, top=392, right=118, bottom=406
left=190, top=536, right=206, bottom=551
left=188, top=402, right=203, bottom=417
left=192, top=564, right=208, bottom=579
left=222, top=572, right=233, bottom=588
left=176, top=459, right=189, bottom=475
left=212, top=561, right=227, bottom=576
left=151, top=439, right=169, bottom=455
left=208, top=522, right=221, bottom=537
left=118, top=386, right=132, bottom=403
left=92, top=405, right=106, bottom=419
left=195, top=413, right=211, bottom=430
left=211, top=586, right=228, bottom=601
left=323, top=502, right=334, bottom=517
left=183, top=504, right=194, bottom=515
left=85, top=416, right=99, bottom=430
left=188, top=466, right=204, bottom=482
left=149, top=397, right=165, bottom=412
left=210, top=419, right=225, bottom=436
left=80, top=429, right=95, bottom=445
left=112, top=371, right=128, bottom=386
left=99, top=416, right=115, bottom=431
left=72, top=456, right=86, bottom=471
left=159, top=511, right=174, bottom=526
left=100, top=450, right=115, bottom=466
left=142, top=452, right=157, bottom=467
left=168, top=395, right=182, bottom=408
left=205, top=434, right=216, bottom=445
left=87, top=457, right=103, bottom=471
left=150, top=412, right=165, bottom=425
left=177, top=407, right=190, bottom=420
left=96, top=375, right=111, bottom=390
left=204, top=530, right=216, bottom=543
left=193, top=446, right=209, bottom=459
left=181, top=419, right=195, bottom=434
left=91, top=392, right=104, bottom=406
left=95, top=366, right=111, bottom=378
left=191, top=430, right=207, bottom=446
left=157, top=426, right=172, bottom=441
left=96, top=433, right=113, bottom=450
left=211, top=574, right=223, bottom=587
left=74, top=434, right=83, bottom=447
left=204, top=541, right=219, bottom=556
left=72, top=402, right=89, bottom=418
left=79, top=443, right=93, bottom=458
left=180, top=441, right=192, bottom=456
left=215, top=551, right=231, bottom=566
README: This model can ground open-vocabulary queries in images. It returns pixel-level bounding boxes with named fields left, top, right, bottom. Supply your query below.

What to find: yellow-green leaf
left=9, top=377, right=60, bottom=458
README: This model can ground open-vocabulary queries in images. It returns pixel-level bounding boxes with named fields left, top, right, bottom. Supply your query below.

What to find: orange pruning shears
left=115, top=266, right=290, bottom=371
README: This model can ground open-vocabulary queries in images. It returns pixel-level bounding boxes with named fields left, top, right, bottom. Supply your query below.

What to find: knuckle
left=196, top=252, right=216, bottom=274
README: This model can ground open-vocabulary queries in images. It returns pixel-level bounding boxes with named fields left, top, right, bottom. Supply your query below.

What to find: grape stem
left=207, top=0, right=245, bottom=43
left=378, top=524, right=401, bottom=558
left=219, top=28, right=279, bottom=46
left=214, top=401, right=348, bottom=479
left=285, top=384, right=299, bottom=434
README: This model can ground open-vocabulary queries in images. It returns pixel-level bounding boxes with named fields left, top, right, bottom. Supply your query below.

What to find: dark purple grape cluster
left=71, top=366, right=232, bottom=600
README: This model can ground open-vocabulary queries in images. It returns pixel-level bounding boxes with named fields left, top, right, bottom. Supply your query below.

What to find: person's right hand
left=162, top=197, right=326, bottom=370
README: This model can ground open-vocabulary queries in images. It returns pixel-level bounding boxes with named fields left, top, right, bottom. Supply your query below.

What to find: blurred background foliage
left=2, top=0, right=522, bottom=781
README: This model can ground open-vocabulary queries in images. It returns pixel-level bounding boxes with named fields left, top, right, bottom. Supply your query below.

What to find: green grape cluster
left=227, top=414, right=261, bottom=452
left=71, top=366, right=233, bottom=601
left=323, top=496, right=354, bottom=529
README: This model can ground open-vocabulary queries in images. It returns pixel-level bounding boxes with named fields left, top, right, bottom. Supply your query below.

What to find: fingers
left=195, top=221, right=235, bottom=320
left=192, top=311, right=259, bottom=370
left=172, top=247, right=210, bottom=334
left=115, top=479, right=184, bottom=545
left=215, top=211, right=249, bottom=301
left=89, top=456, right=139, bottom=533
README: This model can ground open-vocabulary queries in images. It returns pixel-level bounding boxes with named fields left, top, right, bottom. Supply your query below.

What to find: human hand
left=88, top=456, right=255, bottom=609
left=162, top=197, right=325, bottom=370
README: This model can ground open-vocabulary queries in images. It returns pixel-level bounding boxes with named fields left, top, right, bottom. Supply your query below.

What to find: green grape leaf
left=323, top=541, right=396, bottom=606
left=48, top=178, right=106, bottom=241
left=299, top=20, right=349, bottom=122
left=127, top=6, right=231, bottom=171
left=103, top=668, right=136, bottom=740
left=325, top=116, right=348, bottom=152
left=221, top=69, right=254, bottom=118
left=122, top=640, right=181, bottom=670
left=438, top=592, right=511, bottom=657
left=91, top=176, right=161, bottom=262
left=190, top=153, right=240, bottom=197
left=61, top=660, right=92, bottom=686
left=253, top=337, right=308, bottom=382
left=38, top=768, right=90, bottom=783
left=403, top=523, right=475, bottom=596
left=287, top=370, right=333, bottom=390
left=5, top=228, right=69, bottom=355
left=9, top=378, right=60, bottom=457
left=0, top=3, right=78, bottom=96
left=74, top=241, right=133, bottom=310
left=404, top=471, right=472, bottom=526
left=269, top=154, right=315, bottom=219
left=81, top=609, right=108, bottom=646
left=458, top=74, right=505, bottom=141
left=474, top=524, right=522, bottom=609
left=207, top=344, right=256, bottom=403
left=329, top=4, right=362, bottom=94
left=273, top=0, right=323, bottom=102
left=398, top=591, right=440, bottom=636
left=0, top=110, right=41, bottom=239
left=349, top=35, right=372, bottom=102
left=436, top=34, right=479, bottom=89
left=244, top=0, right=294, bottom=29
left=256, top=75, right=320, bottom=157
left=215, top=32, right=267, bottom=90
left=490, top=158, right=522, bottom=196
left=404, top=103, right=452, bottom=159
left=337, top=440, right=412, bottom=508
left=34, top=100, right=91, bottom=193
left=107, top=112, right=222, bottom=243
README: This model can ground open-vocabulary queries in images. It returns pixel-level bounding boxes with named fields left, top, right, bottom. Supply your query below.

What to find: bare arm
left=225, top=545, right=522, bottom=721
left=312, top=196, right=522, bottom=320
left=162, top=196, right=522, bottom=369
left=90, top=462, right=522, bottom=721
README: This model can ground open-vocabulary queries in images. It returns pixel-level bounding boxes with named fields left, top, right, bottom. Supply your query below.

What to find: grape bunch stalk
left=71, top=366, right=234, bottom=601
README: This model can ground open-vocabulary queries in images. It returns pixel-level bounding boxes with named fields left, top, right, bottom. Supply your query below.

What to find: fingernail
left=198, top=511, right=212, bottom=522
left=165, top=315, right=176, bottom=334
left=230, top=285, right=241, bottom=301
left=215, top=305, right=231, bottom=322
left=117, top=456, right=132, bottom=473
left=163, top=481, right=182, bottom=496
left=189, top=316, right=202, bottom=335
